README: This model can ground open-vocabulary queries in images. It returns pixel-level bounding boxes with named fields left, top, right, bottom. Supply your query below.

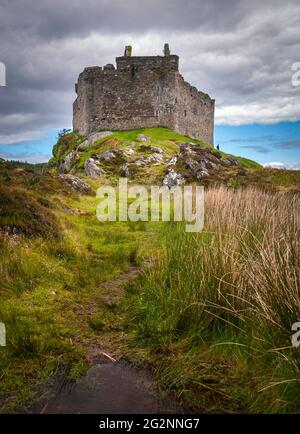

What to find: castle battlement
left=115, top=54, right=179, bottom=72
left=73, top=45, right=214, bottom=144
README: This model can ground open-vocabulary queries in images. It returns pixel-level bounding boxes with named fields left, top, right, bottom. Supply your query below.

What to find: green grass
left=233, top=155, right=261, bottom=169
left=122, top=186, right=300, bottom=413
left=50, top=128, right=298, bottom=195
left=52, top=127, right=261, bottom=175
left=1, top=130, right=299, bottom=413
left=0, top=163, right=157, bottom=412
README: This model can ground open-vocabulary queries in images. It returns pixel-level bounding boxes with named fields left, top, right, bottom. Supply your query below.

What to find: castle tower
left=73, top=45, right=215, bottom=144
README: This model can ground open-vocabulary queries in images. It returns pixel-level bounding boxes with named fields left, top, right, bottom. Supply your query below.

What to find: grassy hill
left=49, top=127, right=261, bottom=183
left=48, top=127, right=300, bottom=192
left=0, top=158, right=155, bottom=411
left=0, top=128, right=300, bottom=413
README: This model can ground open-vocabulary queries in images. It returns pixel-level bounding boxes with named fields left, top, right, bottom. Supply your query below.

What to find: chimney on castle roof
left=164, top=43, right=170, bottom=56
left=124, top=45, right=132, bottom=57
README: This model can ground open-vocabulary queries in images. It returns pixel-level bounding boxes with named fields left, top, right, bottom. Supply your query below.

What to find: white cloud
left=0, top=130, right=47, bottom=145
left=215, top=97, right=300, bottom=126
left=0, top=150, right=50, bottom=163
left=263, top=162, right=300, bottom=170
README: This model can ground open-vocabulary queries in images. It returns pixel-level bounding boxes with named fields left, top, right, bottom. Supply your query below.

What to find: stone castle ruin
left=73, top=44, right=215, bottom=144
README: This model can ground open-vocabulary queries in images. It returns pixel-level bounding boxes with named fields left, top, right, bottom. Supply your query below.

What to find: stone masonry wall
left=73, top=50, right=214, bottom=144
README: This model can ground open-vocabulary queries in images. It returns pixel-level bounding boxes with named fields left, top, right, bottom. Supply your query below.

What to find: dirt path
left=31, top=267, right=183, bottom=414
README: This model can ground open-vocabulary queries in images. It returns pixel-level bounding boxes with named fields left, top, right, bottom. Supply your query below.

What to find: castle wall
left=173, top=75, right=214, bottom=144
left=73, top=52, right=214, bottom=144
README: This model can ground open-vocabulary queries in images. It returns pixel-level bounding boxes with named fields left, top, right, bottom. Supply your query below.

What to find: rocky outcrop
left=174, top=142, right=230, bottom=180
left=134, top=153, right=164, bottom=167
left=123, top=147, right=135, bottom=157
left=147, top=153, right=164, bottom=164
left=221, top=156, right=240, bottom=166
left=84, top=158, right=105, bottom=177
left=139, top=145, right=163, bottom=154
left=55, top=131, right=245, bottom=185
left=167, top=155, right=178, bottom=166
left=59, top=174, right=95, bottom=195
left=97, top=150, right=118, bottom=162
left=134, top=145, right=165, bottom=166
left=87, top=131, right=113, bottom=146
left=60, top=151, right=77, bottom=172
left=185, top=158, right=210, bottom=180
left=121, top=163, right=131, bottom=177
left=160, top=141, right=243, bottom=184
left=137, top=134, right=150, bottom=142
left=77, top=131, right=113, bottom=150
left=163, top=169, right=185, bottom=187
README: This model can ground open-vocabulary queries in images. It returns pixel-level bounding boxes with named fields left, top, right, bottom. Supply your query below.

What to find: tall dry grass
left=125, top=186, right=300, bottom=412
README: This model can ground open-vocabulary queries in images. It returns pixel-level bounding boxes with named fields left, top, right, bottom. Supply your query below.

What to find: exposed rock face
left=167, top=155, right=178, bottom=166
left=87, top=131, right=113, bottom=146
left=60, top=151, right=77, bottom=172
left=139, top=145, right=163, bottom=154
left=76, top=132, right=113, bottom=151
left=175, top=142, right=226, bottom=180
left=77, top=139, right=89, bottom=150
left=84, top=158, right=105, bottom=177
left=147, top=153, right=164, bottom=164
left=57, top=132, right=244, bottom=185
left=59, top=174, right=95, bottom=195
left=97, top=150, right=118, bottom=162
left=186, top=158, right=210, bottom=180
left=134, top=159, right=148, bottom=167
left=134, top=153, right=164, bottom=167
left=134, top=144, right=165, bottom=165
left=221, top=157, right=240, bottom=166
left=121, top=163, right=131, bottom=177
left=73, top=47, right=215, bottom=144
left=123, top=148, right=135, bottom=157
left=163, top=169, right=185, bottom=188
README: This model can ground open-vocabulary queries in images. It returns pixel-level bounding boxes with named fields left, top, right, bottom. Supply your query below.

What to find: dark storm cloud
left=0, top=0, right=300, bottom=155
left=0, top=0, right=247, bottom=41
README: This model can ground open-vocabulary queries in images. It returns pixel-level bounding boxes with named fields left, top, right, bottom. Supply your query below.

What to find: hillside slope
left=50, top=127, right=261, bottom=186
left=0, top=130, right=300, bottom=413
left=48, top=127, right=300, bottom=192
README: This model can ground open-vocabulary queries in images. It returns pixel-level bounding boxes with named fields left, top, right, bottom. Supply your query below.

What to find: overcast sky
left=0, top=0, right=300, bottom=167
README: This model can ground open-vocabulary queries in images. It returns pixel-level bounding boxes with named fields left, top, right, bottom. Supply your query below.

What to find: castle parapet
left=116, top=55, right=179, bottom=72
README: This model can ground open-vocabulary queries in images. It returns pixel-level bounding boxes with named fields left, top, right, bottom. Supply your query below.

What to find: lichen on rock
left=84, top=158, right=105, bottom=177
left=163, top=169, right=185, bottom=188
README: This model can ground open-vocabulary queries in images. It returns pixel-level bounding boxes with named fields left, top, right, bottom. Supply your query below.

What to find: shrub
left=0, top=186, right=60, bottom=239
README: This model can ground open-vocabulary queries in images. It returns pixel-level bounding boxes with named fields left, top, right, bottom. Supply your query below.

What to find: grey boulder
left=97, top=150, right=118, bottom=162
left=137, top=134, right=150, bottom=142
left=88, top=131, right=113, bottom=146
left=163, top=169, right=185, bottom=188
left=60, top=151, right=77, bottom=172
left=85, top=158, right=105, bottom=177
left=59, top=174, right=94, bottom=195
